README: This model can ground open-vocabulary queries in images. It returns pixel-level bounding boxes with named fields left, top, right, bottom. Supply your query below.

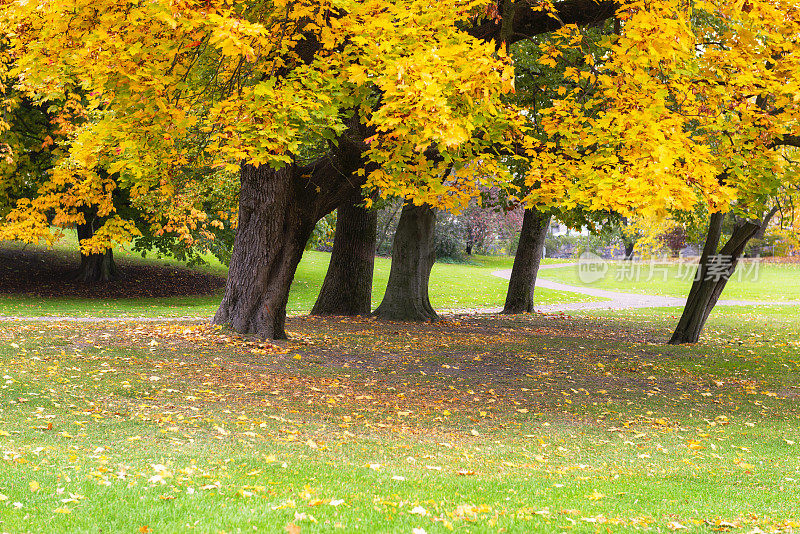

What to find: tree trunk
left=213, top=164, right=315, bottom=339
left=213, top=125, right=369, bottom=339
left=311, top=195, right=377, bottom=316
left=623, top=240, right=635, bottom=260
left=373, top=203, right=438, bottom=321
left=502, top=209, right=551, bottom=314
left=74, top=212, right=119, bottom=283
left=669, top=212, right=760, bottom=344
left=620, top=217, right=636, bottom=260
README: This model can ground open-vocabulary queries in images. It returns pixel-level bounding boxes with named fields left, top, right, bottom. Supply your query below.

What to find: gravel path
left=2, top=261, right=798, bottom=322
left=491, top=263, right=800, bottom=313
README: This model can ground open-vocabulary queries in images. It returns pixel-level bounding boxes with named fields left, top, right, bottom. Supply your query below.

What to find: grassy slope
left=0, top=307, right=799, bottom=532
left=0, top=239, right=593, bottom=317
left=538, top=261, right=800, bottom=301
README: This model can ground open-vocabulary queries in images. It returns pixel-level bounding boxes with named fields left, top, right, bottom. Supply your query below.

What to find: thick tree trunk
left=213, top=125, right=369, bottom=339
left=502, top=209, right=551, bottom=314
left=311, top=196, right=377, bottom=316
left=373, top=204, right=438, bottom=321
left=669, top=212, right=760, bottom=344
left=213, top=165, right=315, bottom=340
left=74, top=213, right=119, bottom=283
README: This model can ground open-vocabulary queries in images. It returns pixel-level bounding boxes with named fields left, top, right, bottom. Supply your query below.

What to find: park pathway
left=490, top=262, right=800, bottom=313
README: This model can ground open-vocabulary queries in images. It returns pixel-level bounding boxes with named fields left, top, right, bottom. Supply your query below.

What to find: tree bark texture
left=214, top=132, right=368, bottom=339
left=502, top=209, right=551, bottom=314
left=74, top=211, right=119, bottom=283
left=373, top=204, right=438, bottom=322
left=669, top=212, right=760, bottom=344
left=311, top=195, right=377, bottom=316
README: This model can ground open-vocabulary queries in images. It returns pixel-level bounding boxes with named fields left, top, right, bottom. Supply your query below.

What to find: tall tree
left=523, top=1, right=800, bottom=342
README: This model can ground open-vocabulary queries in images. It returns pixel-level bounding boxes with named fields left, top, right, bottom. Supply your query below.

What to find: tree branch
left=467, top=0, right=620, bottom=45
left=771, top=134, right=800, bottom=148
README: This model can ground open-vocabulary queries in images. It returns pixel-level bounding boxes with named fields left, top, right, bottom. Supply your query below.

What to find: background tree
left=311, top=192, right=377, bottom=317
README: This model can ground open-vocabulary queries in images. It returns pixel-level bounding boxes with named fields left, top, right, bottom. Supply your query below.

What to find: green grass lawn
left=538, top=260, right=800, bottom=301
left=0, top=239, right=594, bottom=317
left=1, top=306, right=799, bottom=532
